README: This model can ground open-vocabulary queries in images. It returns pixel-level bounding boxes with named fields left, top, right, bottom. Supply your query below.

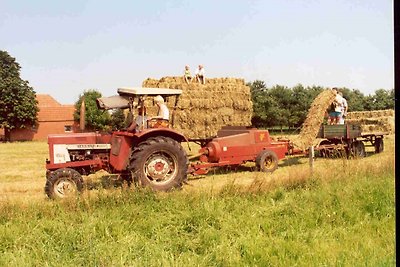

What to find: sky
left=1, top=0, right=394, bottom=104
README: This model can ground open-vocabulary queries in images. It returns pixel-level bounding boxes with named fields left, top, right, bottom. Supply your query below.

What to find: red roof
left=36, top=94, right=62, bottom=107
left=36, top=94, right=75, bottom=122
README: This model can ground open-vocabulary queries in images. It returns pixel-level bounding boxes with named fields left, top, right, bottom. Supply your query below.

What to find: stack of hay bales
left=346, top=109, right=395, bottom=134
left=142, top=76, right=253, bottom=139
left=291, top=89, right=336, bottom=151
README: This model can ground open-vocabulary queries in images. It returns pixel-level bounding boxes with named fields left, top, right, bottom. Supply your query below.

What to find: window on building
left=64, top=125, right=72, bottom=132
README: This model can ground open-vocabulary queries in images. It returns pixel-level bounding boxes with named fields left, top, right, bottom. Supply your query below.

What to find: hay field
left=0, top=134, right=395, bottom=203
left=0, top=136, right=395, bottom=266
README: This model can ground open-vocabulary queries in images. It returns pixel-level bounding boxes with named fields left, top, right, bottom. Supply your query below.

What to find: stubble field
left=0, top=135, right=395, bottom=266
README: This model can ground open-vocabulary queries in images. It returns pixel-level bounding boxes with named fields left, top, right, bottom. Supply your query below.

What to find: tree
left=370, top=89, right=394, bottom=110
left=268, top=85, right=292, bottom=128
left=340, top=88, right=365, bottom=112
left=110, top=108, right=126, bottom=130
left=0, top=51, right=39, bottom=141
left=74, top=89, right=111, bottom=131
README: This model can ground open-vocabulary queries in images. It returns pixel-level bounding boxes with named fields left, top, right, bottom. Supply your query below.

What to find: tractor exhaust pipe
left=80, top=98, right=85, bottom=131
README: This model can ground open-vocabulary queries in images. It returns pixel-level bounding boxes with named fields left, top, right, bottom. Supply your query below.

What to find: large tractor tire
left=129, top=137, right=188, bottom=191
left=256, top=150, right=279, bottom=173
left=45, top=168, right=84, bottom=199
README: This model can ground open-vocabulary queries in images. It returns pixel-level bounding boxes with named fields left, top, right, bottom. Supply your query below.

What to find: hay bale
left=346, top=109, right=395, bottom=134
left=291, top=89, right=336, bottom=151
left=346, top=113, right=395, bottom=134
left=142, top=76, right=253, bottom=139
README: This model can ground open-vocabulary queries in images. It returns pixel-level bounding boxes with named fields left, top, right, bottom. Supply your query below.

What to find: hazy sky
left=1, top=0, right=393, bottom=104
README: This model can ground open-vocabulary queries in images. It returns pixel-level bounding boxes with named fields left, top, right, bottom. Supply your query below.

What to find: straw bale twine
left=141, top=76, right=253, bottom=139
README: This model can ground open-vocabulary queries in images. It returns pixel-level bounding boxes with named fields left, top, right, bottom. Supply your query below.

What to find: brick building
left=0, top=95, right=79, bottom=141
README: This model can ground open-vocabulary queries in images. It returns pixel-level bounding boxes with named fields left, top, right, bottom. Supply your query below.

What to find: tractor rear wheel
left=129, top=137, right=188, bottom=191
left=45, top=168, right=83, bottom=199
left=256, top=150, right=279, bottom=173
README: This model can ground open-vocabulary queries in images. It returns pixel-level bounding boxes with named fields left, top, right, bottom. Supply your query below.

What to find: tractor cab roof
left=117, top=87, right=182, bottom=96
left=97, top=87, right=182, bottom=110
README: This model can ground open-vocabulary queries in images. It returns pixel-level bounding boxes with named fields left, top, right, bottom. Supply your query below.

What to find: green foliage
left=110, top=109, right=126, bottom=130
left=74, top=89, right=110, bottom=131
left=249, top=80, right=394, bottom=129
left=368, top=89, right=394, bottom=110
left=0, top=50, right=39, bottom=140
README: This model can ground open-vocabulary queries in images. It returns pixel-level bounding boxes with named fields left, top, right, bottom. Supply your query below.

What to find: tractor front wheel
left=45, top=168, right=84, bottom=199
left=130, top=137, right=188, bottom=191
left=256, top=150, right=279, bottom=173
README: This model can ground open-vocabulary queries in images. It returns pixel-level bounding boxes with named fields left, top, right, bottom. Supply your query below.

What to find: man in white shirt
left=329, top=88, right=344, bottom=125
left=338, top=91, right=348, bottom=125
left=195, top=64, right=205, bottom=84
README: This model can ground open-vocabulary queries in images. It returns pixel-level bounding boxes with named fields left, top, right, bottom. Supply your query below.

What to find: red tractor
left=44, top=87, right=291, bottom=199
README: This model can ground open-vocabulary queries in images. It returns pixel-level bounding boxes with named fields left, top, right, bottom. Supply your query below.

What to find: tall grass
left=0, top=136, right=395, bottom=266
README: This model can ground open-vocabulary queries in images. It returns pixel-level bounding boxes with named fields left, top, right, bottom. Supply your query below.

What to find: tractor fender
left=134, top=128, right=188, bottom=144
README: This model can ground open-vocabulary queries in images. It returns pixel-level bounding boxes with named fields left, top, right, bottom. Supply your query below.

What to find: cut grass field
left=0, top=135, right=395, bottom=266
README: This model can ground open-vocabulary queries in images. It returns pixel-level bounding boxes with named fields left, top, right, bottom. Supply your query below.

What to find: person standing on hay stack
left=328, top=87, right=344, bottom=125
left=338, top=91, right=348, bottom=125
left=147, top=95, right=170, bottom=128
left=183, top=65, right=192, bottom=84
left=195, top=64, right=206, bottom=84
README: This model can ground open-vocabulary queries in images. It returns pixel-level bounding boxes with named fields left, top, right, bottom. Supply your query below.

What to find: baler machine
left=187, top=126, right=293, bottom=175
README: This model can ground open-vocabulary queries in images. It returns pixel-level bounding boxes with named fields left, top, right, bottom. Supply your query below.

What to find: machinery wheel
left=45, top=168, right=84, bottom=199
left=129, top=137, right=188, bottom=191
left=374, top=138, right=384, bottom=153
left=318, top=140, right=333, bottom=158
left=256, top=150, right=279, bottom=173
left=351, top=141, right=366, bottom=158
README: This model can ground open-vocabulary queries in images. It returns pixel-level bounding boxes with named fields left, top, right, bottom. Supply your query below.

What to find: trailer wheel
left=45, top=168, right=83, bottom=199
left=374, top=138, right=384, bottom=153
left=256, top=150, right=279, bottom=173
left=318, top=140, right=333, bottom=158
left=351, top=141, right=366, bottom=158
left=130, top=137, right=188, bottom=191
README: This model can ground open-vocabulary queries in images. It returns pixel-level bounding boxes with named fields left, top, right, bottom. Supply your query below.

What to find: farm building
left=0, top=94, right=78, bottom=141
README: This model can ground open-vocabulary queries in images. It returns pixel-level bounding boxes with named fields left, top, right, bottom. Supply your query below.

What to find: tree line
left=0, top=50, right=395, bottom=140
left=248, top=80, right=394, bottom=129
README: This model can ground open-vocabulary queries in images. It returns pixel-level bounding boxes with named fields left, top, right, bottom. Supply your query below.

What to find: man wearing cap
left=126, top=106, right=147, bottom=132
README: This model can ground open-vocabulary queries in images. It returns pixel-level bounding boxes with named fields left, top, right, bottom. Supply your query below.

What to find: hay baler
left=188, top=126, right=291, bottom=175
